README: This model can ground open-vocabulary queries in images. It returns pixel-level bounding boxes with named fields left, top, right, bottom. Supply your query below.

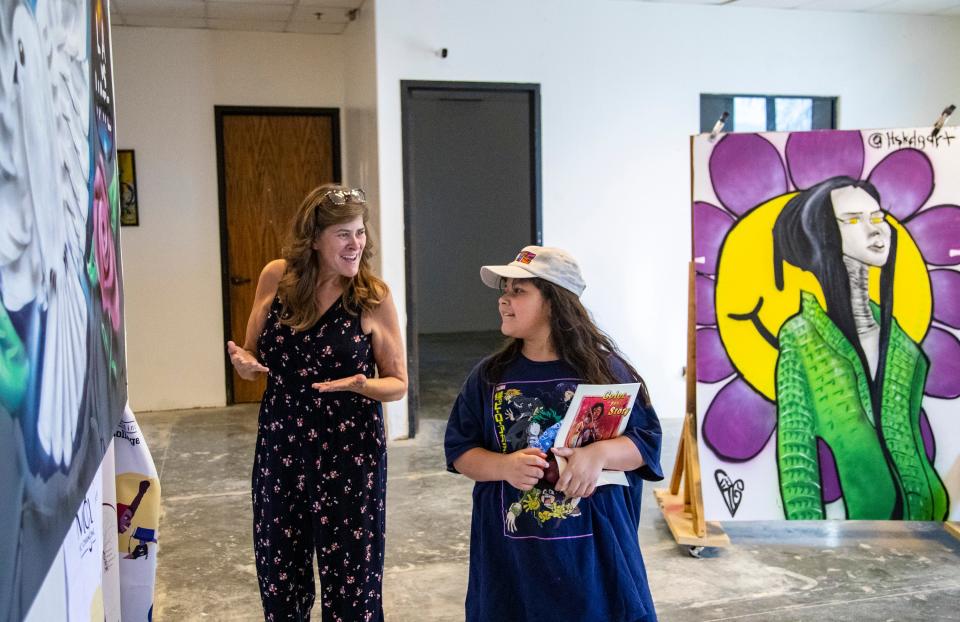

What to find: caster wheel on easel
left=687, top=545, right=705, bottom=558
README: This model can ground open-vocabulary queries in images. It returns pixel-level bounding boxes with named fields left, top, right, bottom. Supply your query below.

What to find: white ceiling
left=110, top=0, right=366, bottom=35
left=110, top=0, right=960, bottom=36
left=640, top=0, right=960, bottom=16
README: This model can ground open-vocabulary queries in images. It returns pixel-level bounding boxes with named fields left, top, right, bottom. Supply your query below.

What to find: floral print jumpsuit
left=253, top=297, right=387, bottom=621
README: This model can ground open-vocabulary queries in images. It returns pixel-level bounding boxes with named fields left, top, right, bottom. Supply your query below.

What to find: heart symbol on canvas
left=714, top=469, right=744, bottom=517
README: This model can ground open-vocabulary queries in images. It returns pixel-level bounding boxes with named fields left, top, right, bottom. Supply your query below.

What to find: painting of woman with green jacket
left=772, top=176, right=949, bottom=521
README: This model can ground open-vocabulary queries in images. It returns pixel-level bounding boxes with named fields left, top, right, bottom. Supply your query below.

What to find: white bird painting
left=0, top=0, right=91, bottom=471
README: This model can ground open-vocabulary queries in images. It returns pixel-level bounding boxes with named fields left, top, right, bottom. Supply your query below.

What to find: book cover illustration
left=555, top=384, right=640, bottom=487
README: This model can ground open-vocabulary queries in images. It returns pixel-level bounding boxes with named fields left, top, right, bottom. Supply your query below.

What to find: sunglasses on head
left=321, top=188, right=366, bottom=206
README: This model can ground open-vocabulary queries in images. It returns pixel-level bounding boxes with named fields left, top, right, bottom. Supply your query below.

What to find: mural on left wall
left=0, top=0, right=127, bottom=616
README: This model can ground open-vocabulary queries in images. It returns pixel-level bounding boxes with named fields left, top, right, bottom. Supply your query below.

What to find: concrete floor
left=416, top=331, right=504, bottom=420
left=140, top=332, right=960, bottom=621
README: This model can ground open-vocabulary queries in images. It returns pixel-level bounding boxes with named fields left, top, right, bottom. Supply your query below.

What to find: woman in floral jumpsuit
left=227, top=185, right=407, bottom=621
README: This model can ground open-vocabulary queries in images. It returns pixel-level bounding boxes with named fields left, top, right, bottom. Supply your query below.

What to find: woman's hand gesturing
left=312, top=374, right=368, bottom=394
left=227, top=341, right=269, bottom=380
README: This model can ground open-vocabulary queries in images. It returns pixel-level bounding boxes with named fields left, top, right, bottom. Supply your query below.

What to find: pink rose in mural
left=94, top=155, right=121, bottom=333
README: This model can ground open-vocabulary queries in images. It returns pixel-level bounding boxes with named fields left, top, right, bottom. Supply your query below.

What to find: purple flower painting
left=692, top=128, right=960, bottom=521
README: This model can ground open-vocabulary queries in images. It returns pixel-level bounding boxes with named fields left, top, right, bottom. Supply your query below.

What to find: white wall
left=341, top=4, right=408, bottom=437
left=113, top=27, right=346, bottom=411
left=373, top=0, right=960, bottom=427
left=342, top=2, right=380, bottom=231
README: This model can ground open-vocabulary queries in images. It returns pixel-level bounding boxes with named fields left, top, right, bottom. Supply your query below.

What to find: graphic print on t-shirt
left=492, top=378, right=592, bottom=539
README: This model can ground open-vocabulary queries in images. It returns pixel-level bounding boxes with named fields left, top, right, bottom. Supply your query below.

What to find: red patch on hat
left=515, top=251, right=536, bottom=264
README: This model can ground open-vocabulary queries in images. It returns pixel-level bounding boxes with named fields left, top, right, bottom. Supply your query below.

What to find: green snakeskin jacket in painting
left=775, top=292, right=948, bottom=521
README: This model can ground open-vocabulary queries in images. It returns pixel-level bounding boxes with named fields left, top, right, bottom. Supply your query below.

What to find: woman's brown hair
left=481, top=278, right=641, bottom=385
left=277, top=184, right=386, bottom=330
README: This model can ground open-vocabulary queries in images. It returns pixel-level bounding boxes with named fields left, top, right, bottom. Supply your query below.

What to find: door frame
left=399, top=81, right=542, bottom=438
left=215, top=105, right=342, bottom=404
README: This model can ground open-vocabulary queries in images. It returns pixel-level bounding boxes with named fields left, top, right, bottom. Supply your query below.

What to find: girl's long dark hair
left=480, top=278, right=642, bottom=385
left=772, top=176, right=896, bottom=388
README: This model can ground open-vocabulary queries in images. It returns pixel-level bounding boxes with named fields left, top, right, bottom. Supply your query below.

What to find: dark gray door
left=407, top=88, right=536, bottom=332
left=402, top=82, right=541, bottom=434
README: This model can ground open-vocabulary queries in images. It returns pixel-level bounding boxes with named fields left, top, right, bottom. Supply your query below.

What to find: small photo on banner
left=692, top=127, right=960, bottom=521
left=115, top=405, right=160, bottom=621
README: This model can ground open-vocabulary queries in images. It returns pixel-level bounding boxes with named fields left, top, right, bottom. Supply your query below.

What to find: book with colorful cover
left=554, top=383, right=641, bottom=488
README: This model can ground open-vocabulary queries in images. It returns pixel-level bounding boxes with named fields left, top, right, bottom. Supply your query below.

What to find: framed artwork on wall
left=118, top=149, right=139, bottom=226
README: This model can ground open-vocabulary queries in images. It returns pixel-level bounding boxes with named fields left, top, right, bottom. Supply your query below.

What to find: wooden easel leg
left=652, top=258, right=728, bottom=550
left=682, top=417, right=692, bottom=512
left=669, top=424, right=685, bottom=496
left=651, top=403, right=727, bottom=547
left=684, top=412, right=706, bottom=538
left=653, top=427, right=728, bottom=549
left=946, top=522, right=960, bottom=541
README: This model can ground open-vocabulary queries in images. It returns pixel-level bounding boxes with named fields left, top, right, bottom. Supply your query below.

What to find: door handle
left=230, top=276, right=251, bottom=286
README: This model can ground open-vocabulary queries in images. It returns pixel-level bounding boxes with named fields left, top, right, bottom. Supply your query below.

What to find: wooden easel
left=653, top=262, right=729, bottom=554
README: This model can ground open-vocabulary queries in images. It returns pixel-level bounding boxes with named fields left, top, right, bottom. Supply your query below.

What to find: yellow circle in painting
left=715, top=192, right=931, bottom=400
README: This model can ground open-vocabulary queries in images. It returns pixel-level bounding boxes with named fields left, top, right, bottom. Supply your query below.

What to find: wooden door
left=218, top=108, right=340, bottom=403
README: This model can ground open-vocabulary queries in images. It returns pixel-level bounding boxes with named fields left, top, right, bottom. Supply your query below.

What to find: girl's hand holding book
left=552, top=445, right=605, bottom=499
left=500, top=448, right=549, bottom=491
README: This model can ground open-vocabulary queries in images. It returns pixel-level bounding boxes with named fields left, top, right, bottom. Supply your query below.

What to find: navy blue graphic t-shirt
left=444, top=354, right=663, bottom=622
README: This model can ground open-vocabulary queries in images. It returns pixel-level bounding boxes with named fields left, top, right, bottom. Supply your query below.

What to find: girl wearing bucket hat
left=444, top=245, right=663, bottom=622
